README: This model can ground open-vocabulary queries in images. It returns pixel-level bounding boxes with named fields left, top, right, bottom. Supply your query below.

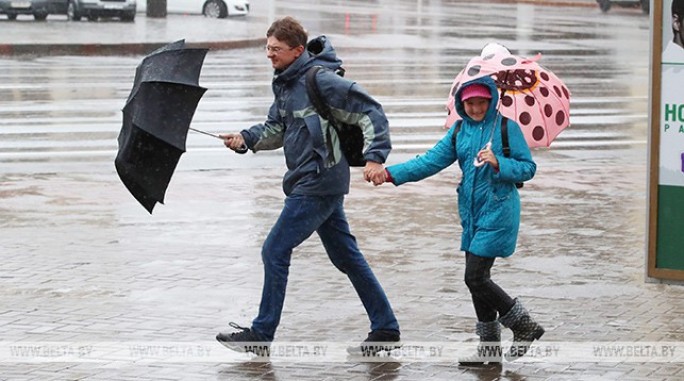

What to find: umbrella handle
left=473, top=142, right=492, bottom=167
left=189, top=127, right=247, bottom=154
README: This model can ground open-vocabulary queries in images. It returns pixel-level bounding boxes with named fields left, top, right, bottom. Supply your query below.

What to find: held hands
left=364, top=161, right=387, bottom=186
left=219, top=133, right=248, bottom=153
left=473, top=142, right=500, bottom=171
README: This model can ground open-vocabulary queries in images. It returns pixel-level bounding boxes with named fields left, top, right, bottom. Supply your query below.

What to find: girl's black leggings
left=464, top=252, right=515, bottom=323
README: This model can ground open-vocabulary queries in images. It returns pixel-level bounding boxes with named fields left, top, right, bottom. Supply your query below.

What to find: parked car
left=0, top=0, right=65, bottom=20
left=596, top=0, right=649, bottom=14
left=66, top=0, right=136, bottom=21
left=137, top=0, right=248, bottom=18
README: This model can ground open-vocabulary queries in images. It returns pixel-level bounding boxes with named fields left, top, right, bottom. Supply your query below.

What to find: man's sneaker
left=216, top=322, right=271, bottom=356
left=347, top=329, right=402, bottom=357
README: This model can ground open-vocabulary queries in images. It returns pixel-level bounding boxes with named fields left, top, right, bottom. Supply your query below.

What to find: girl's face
left=463, top=97, right=490, bottom=122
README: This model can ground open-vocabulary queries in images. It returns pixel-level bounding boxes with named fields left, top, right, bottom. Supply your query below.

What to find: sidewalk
left=0, top=13, right=268, bottom=56
left=2, top=157, right=681, bottom=380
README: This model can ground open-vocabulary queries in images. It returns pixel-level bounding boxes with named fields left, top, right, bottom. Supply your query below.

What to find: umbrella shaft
left=189, top=127, right=221, bottom=140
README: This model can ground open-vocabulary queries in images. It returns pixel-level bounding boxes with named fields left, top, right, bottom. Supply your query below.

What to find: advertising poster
left=650, top=0, right=684, bottom=279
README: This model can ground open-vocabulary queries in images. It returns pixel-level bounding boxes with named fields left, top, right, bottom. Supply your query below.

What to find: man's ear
left=674, top=14, right=681, bottom=33
left=293, top=45, right=306, bottom=59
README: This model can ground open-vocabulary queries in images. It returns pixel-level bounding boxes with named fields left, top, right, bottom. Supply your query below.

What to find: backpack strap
left=306, top=66, right=345, bottom=136
left=305, top=66, right=334, bottom=124
left=501, top=116, right=510, bottom=157
left=450, top=120, right=463, bottom=148
left=305, top=66, right=343, bottom=166
left=500, top=116, right=524, bottom=188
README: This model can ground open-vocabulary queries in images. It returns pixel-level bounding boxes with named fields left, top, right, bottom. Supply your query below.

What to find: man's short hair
left=266, top=16, right=308, bottom=49
left=674, top=0, right=684, bottom=18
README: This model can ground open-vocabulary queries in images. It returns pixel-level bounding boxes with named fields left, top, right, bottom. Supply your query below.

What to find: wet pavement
left=0, top=11, right=267, bottom=55
left=0, top=0, right=598, bottom=55
left=1, top=0, right=681, bottom=380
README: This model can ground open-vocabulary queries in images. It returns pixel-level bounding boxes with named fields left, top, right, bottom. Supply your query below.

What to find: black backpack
left=451, top=117, right=523, bottom=189
left=305, top=66, right=366, bottom=167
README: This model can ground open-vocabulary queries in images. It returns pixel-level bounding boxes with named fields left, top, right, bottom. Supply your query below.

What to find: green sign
left=656, top=185, right=684, bottom=270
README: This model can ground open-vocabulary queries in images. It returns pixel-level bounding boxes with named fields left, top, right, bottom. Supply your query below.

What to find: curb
left=477, top=0, right=597, bottom=7
left=0, top=38, right=266, bottom=57
left=517, top=0, right=596, bottom=7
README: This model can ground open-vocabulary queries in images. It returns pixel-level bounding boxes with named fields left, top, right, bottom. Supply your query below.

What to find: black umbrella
left=115, top=39, right=210, bottom=214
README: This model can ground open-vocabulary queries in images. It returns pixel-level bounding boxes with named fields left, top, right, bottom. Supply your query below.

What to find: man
left=663, top=0, right=684, bottom=63
left=217, top=16, right=400, bottom=356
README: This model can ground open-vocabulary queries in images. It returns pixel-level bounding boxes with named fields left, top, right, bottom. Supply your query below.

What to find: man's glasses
left=264, top=45, right=296, bottom=54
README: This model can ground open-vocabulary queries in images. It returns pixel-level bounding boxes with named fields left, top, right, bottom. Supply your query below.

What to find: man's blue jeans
left=251, top=194, right=400, bottom=341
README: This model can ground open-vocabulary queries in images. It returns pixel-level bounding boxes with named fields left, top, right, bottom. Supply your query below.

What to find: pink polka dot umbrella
left=445, top=43, right=571, bottom=148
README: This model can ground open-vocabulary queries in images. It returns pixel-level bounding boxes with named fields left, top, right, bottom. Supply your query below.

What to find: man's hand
left=219, top=133, right=247, bottom=152
left=364, top=161, right=386, bottom=186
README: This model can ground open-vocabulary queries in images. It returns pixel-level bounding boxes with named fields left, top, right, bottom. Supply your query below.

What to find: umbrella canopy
left=115, top=40, right=208, bottom=213
left=445, top=43, right=571, bottom=148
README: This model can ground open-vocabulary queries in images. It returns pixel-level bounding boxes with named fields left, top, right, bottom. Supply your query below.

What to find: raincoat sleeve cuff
left=239, top=130, right=254, bottom=150
left=385, top=168, right=395, bottom=184
left=364, top=152, right=386, bottom=165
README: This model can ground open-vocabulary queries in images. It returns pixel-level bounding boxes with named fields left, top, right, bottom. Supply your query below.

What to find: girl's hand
left=473, top=142, right=499, bottom=171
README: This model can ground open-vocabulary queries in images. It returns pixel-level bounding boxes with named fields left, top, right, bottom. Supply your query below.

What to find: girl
left=381, top=76, right=544, bottom=363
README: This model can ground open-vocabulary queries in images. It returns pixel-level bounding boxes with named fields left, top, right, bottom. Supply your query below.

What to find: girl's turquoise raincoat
left=386, top=76, right=536, bottom=258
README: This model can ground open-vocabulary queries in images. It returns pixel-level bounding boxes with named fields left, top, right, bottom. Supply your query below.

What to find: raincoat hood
left=453, top=76, right=500, bottom=125
left=273, top=35, right=343, bottom=83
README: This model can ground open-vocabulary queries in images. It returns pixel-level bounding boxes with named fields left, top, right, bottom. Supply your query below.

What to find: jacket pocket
left=479, top=187, right=515, bottom=230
